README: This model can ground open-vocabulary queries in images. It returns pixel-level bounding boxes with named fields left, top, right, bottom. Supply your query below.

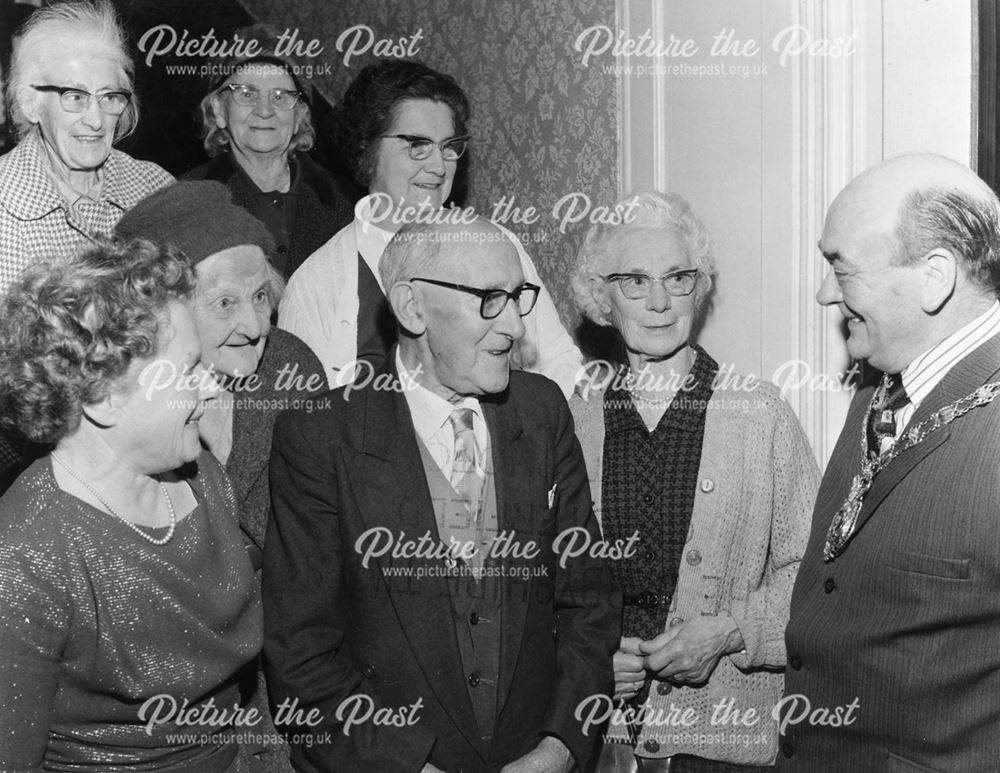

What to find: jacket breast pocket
left=886, top=551, right=970, bottom=580
left=886, top=750, right=944, bottom=772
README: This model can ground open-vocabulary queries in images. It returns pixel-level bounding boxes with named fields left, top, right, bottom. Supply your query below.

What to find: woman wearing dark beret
left=116, top=180, right=325, bottom=556
left=116, top=180, right=325, bottom=773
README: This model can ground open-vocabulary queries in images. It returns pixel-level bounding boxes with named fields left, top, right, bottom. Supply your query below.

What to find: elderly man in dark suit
left=780, top=154, right=1000, bottom=771
left=263, top=217, right=620, bottom=773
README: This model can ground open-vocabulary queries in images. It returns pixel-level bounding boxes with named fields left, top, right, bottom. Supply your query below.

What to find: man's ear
left=388, top=281, right=427, bottom=336
left=920, top=248, right=958, bottom=313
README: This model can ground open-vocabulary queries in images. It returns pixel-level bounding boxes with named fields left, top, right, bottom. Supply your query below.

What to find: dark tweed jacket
left=181, top=152, right=357, bottom=278
left=229, top=327, right=326, bottom=549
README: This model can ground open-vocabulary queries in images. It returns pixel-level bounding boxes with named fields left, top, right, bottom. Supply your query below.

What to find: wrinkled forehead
left=195, top=246, right=271, bottom=286
left=36, top=46, right=128, bottom=86
left=602, top=227, right=691, bottom=273
left=225, top=61, right=296, bottom=89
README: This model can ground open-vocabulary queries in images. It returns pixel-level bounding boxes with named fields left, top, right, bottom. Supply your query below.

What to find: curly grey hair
left=571, top=191, right=716, bottom=326
left=0, top=237, right=195, bottom=444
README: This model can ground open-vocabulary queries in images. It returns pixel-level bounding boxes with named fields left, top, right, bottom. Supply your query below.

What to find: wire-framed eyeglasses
left=31, top=85, right=132, bottom=116
left=382, top=134, right=470, bottom=161
left=222, top=83, right=303, bottom=110
left=602, top=269, right=700, bottom=299
left=410, top=278, right=540, bottom=319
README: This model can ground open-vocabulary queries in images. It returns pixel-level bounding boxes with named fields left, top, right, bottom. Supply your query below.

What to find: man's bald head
left=379, top=218, right=515, bottom=292
left=818, top=155, right=1000, bottom=372
left=835, top=154, right=1000, bottom=293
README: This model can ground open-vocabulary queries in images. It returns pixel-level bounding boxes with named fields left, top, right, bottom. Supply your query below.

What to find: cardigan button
left=686, top=549, right=702, bottom=566
left=700, top=478, right=715, bottom=493
left=656, top=681, right=672, bottom=696
left=362, top=664, right=376, bottom=679
left=643, top=739, right=660, bottom=753
left=669, top=616, right=684, bottom=627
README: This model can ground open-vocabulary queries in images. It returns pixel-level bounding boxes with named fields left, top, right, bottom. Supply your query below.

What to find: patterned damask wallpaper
left=241, top=0, right=619, bottom=334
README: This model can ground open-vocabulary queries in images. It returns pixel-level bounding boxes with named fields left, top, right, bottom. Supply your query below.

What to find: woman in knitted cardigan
left=570, top=192, right=819, bottom=772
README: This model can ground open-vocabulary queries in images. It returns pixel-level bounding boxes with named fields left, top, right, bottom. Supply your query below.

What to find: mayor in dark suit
left=780, top=154, right=1000, bottom=771
left=263, top=217, right=621, bottom=773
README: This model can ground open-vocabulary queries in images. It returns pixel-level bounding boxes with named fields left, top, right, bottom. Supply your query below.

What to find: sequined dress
left=0, top=451, right=261, bottom=771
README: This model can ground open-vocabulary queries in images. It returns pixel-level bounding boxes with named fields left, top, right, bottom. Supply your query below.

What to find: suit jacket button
left=824, top=578, right=836, bottom=593
left=362, top=664, right=376, bottom=679
left=468, top=672, right=481, bottom=687
left=642, top=493, right=654, bottom=505
left=686, top=549, right=702, bottom=566
left=643, top=739, right=660, bottom=753
left=782, top=741, right=794, bottom=758
left=469, top=612, right=480, bottom=625
left=789, top=655, right=802, bottom=670
left=700, top=478, right=715, bottom=493
left=656, top=681, right=672, bottom=696
left=643, top=551, right=655, bottom=563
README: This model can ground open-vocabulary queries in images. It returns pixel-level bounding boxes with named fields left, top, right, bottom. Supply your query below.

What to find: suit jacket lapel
left=354, top=357, right=483, bottom=751
left=848, top=332, right=1000, bottom=542
left=482, top=395, right=536, bottom=713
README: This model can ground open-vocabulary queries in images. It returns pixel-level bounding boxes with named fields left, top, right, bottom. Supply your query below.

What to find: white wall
left=882, top=0, right=972, bottom=162
left=620, top=0, right=973, bottom=464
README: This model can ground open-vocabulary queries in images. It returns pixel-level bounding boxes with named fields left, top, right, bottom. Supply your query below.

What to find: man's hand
left=639, top=615, right=744, bottom=684
left=499, top=736, right=573, bottom=773
left=613, top=636, right=646, bottom=701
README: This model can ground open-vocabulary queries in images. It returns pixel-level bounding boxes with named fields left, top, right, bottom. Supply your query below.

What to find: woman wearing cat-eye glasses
left=0, top=0, right=173, bottom=498
left=570, top=191, right=819, bottom=772
left=0, top=0, right=173, bottom=299
left=183, top=25, right=357, bottom=281
left=279, top=59, right=582, bottom=395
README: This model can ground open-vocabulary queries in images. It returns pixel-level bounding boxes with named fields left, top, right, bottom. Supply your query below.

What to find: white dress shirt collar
left=396, top=349, right=487, bottom=477
left=893, top=301, right=1000, bottom=436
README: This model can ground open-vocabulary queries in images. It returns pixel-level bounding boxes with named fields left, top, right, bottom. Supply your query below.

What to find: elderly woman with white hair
left=0, top=0, right=172, bottom=497
left=0, top=0, right=172, bottom=296
left=570, top=191, right=818, bottom=772
left=181, top=25, right=356, bottom=281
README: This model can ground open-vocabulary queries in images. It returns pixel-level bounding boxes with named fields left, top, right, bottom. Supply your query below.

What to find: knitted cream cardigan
left=570, top=375, right=819, bottom=765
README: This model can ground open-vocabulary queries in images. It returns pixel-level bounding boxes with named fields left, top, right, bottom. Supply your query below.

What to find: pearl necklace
left=51, top=453, right=176, bottom=546
left=623, top=367, right=674, bottom=411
